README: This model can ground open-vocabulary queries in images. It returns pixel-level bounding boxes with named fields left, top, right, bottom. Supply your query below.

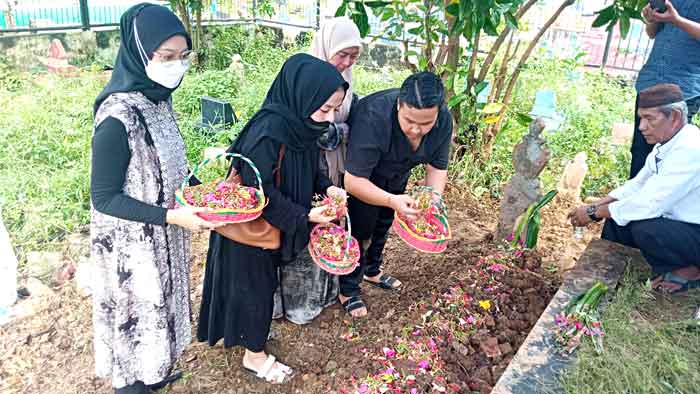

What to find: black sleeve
left=315, top=167, right=332, bottom=194
left=345, top=107, right=386, bottom=178
left=90, top=116, right=168, bottom=225
left=236, top=138, right=309, bottom=234
left=429, top=110, right=453, bottom=170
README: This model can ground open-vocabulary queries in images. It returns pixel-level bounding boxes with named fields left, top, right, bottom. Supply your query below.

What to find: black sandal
left=364, top=274, right=401, bottom=290
left=147, top=370, right=183, bottom=390
left=341, top=295, right=366, bottom=315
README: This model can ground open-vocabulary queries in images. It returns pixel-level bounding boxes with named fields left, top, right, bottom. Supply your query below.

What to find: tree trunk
left=176, top=2, right=192, bottom=38
left=477, top=0, right=538, bottom=83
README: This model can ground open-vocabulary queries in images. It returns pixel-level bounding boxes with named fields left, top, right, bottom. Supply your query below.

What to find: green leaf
left=505, top=11, right=518, bottom=30
left=592, top=5, right=616, bottom=28
left=380, top=8, right=395, bottom=22
left=474, top=80, right=489, bottom=95
left=408, top=26, right=424, bottom=35
left=335, top=1, right=348, bottom=17
left=352, top=3, right=371, bottom=38
left=619, top=15, right=631, bottom=38
left=515, top=112, right=533, bottom=127
left=365, top=1, right=390, bottom=9
left=447, top=93, right=468, bottom=109
left=525, top=213, right=540, bottom=249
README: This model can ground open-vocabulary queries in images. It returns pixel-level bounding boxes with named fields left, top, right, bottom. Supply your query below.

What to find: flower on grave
left=411, top=328, right=422, bottom=337
left=383, top=347, right=397, bottom=359
left=418, top=360, right=430, bottom=370
left=487, top=263, right=505, bottom=272
left=410, top=389, right=418, bottom=394
left=427, top=337, right=439, bottom=353
left=405, top=375, right=416, bottom=385
left=479, top=300, right=491, bottom=310
left=358, top=383, right=369, bottom=394
left=466, top=315, right=477, bottom=325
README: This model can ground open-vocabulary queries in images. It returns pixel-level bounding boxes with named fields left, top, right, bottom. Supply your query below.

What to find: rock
left=11, top=278, right=53, bottom=319
left=324, top=360, right=338, bottom=374
left=484, top=315, right=496, bottom=328
left=74, top=257, right=94, bottom=297
left=498, top=342, right=513, bottom=356
left=26, top=251, right=63, bottom=283
left=557, top=152, right=588, bottom=202
left=479, top=336, right=502, bottom=359
left=451, top=340, right=470, bottom=357
left=496, top=118, right=550, bottom=240
left=54, top=262, right=76, bottom=286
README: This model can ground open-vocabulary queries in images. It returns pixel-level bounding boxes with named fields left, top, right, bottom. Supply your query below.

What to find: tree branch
left=476, top=0, right=538, bottom=83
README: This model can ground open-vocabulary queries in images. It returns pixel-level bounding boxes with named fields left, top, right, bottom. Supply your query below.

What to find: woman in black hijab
left=90, top=4, right=221, bottom=394
left=197, top=53, right=348, bottom=383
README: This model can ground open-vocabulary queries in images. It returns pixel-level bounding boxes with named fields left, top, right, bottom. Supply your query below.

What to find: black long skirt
left=197, top=232, right=280, bottom=352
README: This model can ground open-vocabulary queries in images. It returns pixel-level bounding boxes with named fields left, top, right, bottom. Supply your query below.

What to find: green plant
left=593, top=0, right=645, bottom=38
left=513, top=190, right=557, bottom=249
left=199, top=25, right=251, bottom=70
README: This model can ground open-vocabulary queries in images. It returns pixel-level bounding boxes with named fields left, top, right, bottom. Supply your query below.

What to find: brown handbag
left=215, top=145, right=286, bottom=249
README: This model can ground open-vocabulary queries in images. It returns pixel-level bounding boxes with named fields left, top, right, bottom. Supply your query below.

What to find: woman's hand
left=166, top=207, right=226, bottom=231
left=389, top=194, right=420, bottom=221
left=326, top=185, right=347, bottom=200
left=308, top=206, right=336, bottom=224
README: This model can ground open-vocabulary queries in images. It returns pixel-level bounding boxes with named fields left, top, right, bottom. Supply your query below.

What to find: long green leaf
left=592, top=5, right=616, bottom=28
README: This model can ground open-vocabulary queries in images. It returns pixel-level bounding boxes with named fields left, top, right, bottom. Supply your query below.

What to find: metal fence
left=1, top=0, right=652, bottom=72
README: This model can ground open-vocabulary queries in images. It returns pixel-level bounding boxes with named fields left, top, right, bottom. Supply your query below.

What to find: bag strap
left=273, top=144, right=286, bottom=188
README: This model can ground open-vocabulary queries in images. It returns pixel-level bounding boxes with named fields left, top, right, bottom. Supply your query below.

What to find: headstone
left=45, top=39, right=78, bottom=75
left=496, top=118, right=550, bottom=240
left=529, top=90, right=564, bottom=132
left=557, top=152, right=588, bottom=202
left=195, top=96, right=237, bottom=133
left=611, top=122, right=634, bottom=145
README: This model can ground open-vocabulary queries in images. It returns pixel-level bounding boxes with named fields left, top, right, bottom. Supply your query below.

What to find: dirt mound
left=0, top=192, right=568, bottom=394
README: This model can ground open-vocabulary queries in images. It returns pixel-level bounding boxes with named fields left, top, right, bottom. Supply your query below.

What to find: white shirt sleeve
left=609, top=150, right=700, bottom=226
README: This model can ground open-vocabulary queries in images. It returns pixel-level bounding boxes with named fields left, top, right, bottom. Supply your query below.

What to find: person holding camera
left=630, top=0, right=700, bottom=178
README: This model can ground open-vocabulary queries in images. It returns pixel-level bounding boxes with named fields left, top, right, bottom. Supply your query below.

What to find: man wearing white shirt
left=568, top=83, right=700, bottom=293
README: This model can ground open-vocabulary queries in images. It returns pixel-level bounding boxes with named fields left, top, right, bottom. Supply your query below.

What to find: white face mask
left=133, top=21, right=190, bottom=89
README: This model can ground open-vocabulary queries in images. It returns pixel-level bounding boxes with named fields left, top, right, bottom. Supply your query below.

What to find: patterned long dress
left=91, top=92, right=191, bottom=388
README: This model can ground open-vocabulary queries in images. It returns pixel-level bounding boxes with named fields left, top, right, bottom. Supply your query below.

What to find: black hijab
left=93, top=3, right=191, bottom=114
left=229, top=53, right=348, bottom=262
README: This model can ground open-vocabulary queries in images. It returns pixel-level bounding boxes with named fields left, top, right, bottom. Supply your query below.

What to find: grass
left=560, top=264, right=700, bottom=394
left=0, top=25, right=634, bottom=262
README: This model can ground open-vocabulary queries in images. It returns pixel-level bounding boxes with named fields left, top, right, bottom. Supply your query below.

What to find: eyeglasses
left=152, top=49, right=195, bottom=65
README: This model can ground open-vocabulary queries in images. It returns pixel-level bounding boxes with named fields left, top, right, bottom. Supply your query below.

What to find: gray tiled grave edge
left=492, top=239, right=640, bottom=394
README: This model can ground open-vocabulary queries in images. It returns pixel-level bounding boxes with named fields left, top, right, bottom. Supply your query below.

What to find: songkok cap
left=638, top=83, right=684, bottom=108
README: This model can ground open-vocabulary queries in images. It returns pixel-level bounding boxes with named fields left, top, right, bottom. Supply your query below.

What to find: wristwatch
left=586, top=205, right=603, bottom=222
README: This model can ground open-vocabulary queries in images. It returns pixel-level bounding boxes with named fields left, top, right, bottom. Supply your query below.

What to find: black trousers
left=601, top=218, right=700, bottom=275
left=339, top=178, right=408, bottom=297
left=630, top=94, right=700, bottom=178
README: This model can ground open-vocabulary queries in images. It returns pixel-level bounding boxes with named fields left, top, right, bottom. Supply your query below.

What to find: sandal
left=364, top=274, right=402, bottom=290
left=653, top=272, right=700, bottom=294
left=243, top=355, right=293, bottom=384
left=341, top=295, right=366, bottom=315
left=147, top=370, right=183, bottom=390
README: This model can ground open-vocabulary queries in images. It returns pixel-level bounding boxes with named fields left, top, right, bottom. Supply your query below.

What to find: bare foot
left=652, top=266, right=700, bottom=293
left=339, top=294, right=367, bottom=318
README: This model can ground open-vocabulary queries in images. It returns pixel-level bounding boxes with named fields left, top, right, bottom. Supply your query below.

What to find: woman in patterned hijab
left=90, top=4, right=222, bottom=394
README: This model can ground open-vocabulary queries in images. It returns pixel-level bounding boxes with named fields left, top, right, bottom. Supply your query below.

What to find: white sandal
left=244, top=354, right=293, bottom=384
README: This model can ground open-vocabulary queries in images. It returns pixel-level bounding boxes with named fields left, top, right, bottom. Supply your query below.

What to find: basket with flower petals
left=175, top=153, right=266, bottom=223
left=392, top=186, right=451, bottom=253
left=308, top=213, right=360, bottom=275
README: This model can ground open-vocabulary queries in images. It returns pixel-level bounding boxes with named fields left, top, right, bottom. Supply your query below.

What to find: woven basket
left=308, top=214, right=360, bottom=275
left=392, top=187, right=451, bottom=253
left=175, top=153, right=266, bottom=223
